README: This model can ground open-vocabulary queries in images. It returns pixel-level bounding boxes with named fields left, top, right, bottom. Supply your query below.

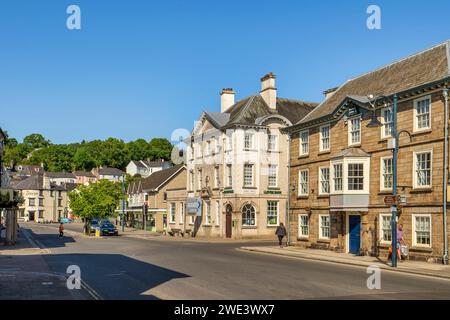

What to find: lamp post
left=367, top=93, right=403, bottom=268
left=121, top=175, right=125, bottom=232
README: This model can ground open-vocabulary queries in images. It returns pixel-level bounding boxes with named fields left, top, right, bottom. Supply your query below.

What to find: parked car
left=89, top=219, right=101, bottom=233
left=99, top=221, right=118, bottom=236
left=60, top=217, right=73, bottom=224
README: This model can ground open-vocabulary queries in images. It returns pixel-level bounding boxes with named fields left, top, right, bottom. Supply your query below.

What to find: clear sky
left=0, top=0, right=449, bottom=144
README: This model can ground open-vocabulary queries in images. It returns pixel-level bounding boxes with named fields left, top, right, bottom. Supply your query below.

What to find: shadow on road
left=21, top=227, right=76, bottom=249
left=42, top=253, right=190, bottom=300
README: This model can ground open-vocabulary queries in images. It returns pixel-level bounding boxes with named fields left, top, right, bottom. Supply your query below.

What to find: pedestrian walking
left=275, top=223, right=287, bottom=248
left=59, top=222, right=64, bottom=238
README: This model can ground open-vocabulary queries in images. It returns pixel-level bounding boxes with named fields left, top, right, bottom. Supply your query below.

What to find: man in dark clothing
left=275, top=223, right=287, bottom=248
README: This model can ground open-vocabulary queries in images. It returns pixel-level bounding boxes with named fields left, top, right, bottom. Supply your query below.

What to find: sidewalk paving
left=0, top=230, right=86, bottom=300
left=240, top=245, right=450, bottom=280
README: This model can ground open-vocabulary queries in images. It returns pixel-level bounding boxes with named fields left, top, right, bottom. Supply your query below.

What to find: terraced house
left=283, top=41, right=450, bottom=263
left=186, top=73, right=317, bottom=239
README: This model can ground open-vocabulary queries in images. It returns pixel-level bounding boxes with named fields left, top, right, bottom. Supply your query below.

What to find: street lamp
left=121, top=175, right=125, bottom=232
left=367, top=94, right=405, bottom=268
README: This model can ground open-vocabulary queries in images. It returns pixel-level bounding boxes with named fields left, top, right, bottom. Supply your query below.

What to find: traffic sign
left=384, top=195, right=399, bottom=206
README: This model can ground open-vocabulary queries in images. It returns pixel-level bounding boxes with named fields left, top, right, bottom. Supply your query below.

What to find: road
left=20, top=222, right=450, bottom=300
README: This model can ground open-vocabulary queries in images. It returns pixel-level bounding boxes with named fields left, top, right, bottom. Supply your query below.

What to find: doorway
left=347, top=214, right=361, bottom=255
left=28, top=211, right=35, bottom=221
left=225, top=204, right=232, bottom=238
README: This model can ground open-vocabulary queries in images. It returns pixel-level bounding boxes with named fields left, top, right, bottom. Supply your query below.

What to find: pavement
left=6, top=221, right=450, bottom=300
left=0, top=228, right=89, bottom=300
left=240, top=245, right=450, bottom=280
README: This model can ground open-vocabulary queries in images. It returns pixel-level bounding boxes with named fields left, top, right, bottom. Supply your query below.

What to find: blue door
left=349, top=215, right=361, bottom=255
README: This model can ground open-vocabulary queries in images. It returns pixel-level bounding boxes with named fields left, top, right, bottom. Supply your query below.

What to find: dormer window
left=348, top=117, right=361, bottom=146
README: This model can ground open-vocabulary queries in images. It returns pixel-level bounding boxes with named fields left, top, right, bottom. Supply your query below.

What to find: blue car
left=60, top=217, right=73, bottom=224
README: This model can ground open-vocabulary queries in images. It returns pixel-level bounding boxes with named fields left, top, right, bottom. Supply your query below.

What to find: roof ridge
left=347, top=41, right=448, bottom=83
left=277, top=97, right=319, bottom=106
left=230, top=95, right=258, bottom=124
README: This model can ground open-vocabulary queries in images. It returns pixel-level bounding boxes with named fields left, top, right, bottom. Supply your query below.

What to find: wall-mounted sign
left=187, top=197, right=202, bottom=216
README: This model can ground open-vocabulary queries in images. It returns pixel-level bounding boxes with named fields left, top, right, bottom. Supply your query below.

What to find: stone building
left=283, top=41, right=450, bottom=262
left=186, top=73, right=317, bottom=239
left=14, top=173, right=76, bottom=223
left=127, top=164, right=186, bottom=232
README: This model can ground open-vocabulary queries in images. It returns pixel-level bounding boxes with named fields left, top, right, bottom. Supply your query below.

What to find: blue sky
left=0, top=0, right=449, bottom=144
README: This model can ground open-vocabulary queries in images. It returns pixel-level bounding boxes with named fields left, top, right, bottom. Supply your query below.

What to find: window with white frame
left=211, top=137, right=216, bottom=154
left=214, top=166, right=220, bottom=188
left=190, top=215, right=195, bottom=224
left=226, top=164, right=232, bottom=187
left=319, top=167, right=330, bottom=194
left=267, top=201, right=278, bottom=226
left=179, top=203, right=184, bottom=224
left=242, top=204, right=256, bottom=226
left=170, top=203, right=176, bottom=223
left=333, top=164, right=343, bottom=192
left=205, top=201, right=211, bottom=225
left=320, top=125, right=330, bottom=151
left=381, top=157, right=393, bottom=190
left=299, top=130, right=309, bottom=156
left=268, top=134, right=278, bottom=151
left=298, top=214, right=309, bottom=238
left=319, top=214, right=331, bottom=239
left=189, top=171, right=194, bottom=191
left=380, top=214, right=392, bottom=243
left=268, top=165, right=278, bottom=187
left=414, top=151, right=432, bottom=188
left=348, top=163, right=364, bottom=191
left=244, top=132, right=254, bottom=150
left=298, top=169, right=309, bottom=196
left=381, top=107, right=393, bottom=138
left=197, top=169, right=202, bottom=190
left=349, top=117, right=361, bottom=145
left=206, top=140, right=211, bottom=156
left=243, top=164, right=254, bottom=187
left=414, top=96, right=431, bottom=131
left=196, top=143, right=202, bottom=157
left=414, top=215, right=431, bottom=247
left=226, top=132, right=233, bottom=151
left=215, top=201, right=220, bottom=226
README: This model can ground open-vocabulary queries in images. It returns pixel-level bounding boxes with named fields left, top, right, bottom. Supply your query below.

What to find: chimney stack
left=220, top=88, right=235, bottom=112
left=260, top=73, right=277, bottom=109
left=323, top=87, right=338, bottom=100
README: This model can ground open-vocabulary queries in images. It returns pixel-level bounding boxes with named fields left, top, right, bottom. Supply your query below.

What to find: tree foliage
left=3, top=133, right=173, bottom=172
left=69, top=180, right=122, bottom=233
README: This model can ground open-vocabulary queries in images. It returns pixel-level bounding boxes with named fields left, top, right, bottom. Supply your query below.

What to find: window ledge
left=410, top=188, right=432, bottom=194
left=266, top=225, right=279, bottom=228
left=297, top=237, right=309, bottom=241
left=297, top=196, right=309, bottom=199
left=317, top=239, right=331, bottom=243
left=203, top=224, right=213, bottom=227
left=242, top=226, right=257, bottom=229
left=243, top=186, right=257, bottom=190
left=348, top=144, right=361, bottom=148
left=410, top=246, right=433, bottom=253
left=318, top=150, right=331, bottom=155
left=298, top=154, right=309, bottom=159
left=267, top=150, right=280, bottom=153
left=243, top=149, right=258, bottom=152
left=411, top=129, right=432, bottom=136
left=378, top=191, right=393, bottom=195
left=317, top=194, right=330, bottom=198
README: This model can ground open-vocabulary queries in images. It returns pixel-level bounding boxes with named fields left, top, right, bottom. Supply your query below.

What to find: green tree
left=23, top=133, right=51, bottom=149
left=69, top=180, right=122, bottom=234
left=148, top=138, right=173, bottom=161
left=72, top=148, right=96, bottom=171
left=126, top=139, right=151, bottom=161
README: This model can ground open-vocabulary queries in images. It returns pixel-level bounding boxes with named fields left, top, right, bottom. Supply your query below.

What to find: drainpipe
left=286, top=133, right=292, bottom=246
left=443, top=88, right=449, bottom=265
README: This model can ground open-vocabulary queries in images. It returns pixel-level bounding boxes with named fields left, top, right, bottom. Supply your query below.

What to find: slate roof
left=45, top=172, right=76, bottom=179
left=298, top=41, right=450, bottom=126
left=73, top=171, right=96, bottom=178
left=129, top=164, right=185, bottom=194
left=98, top=167, right=125, bottom=176
left=202, top=95, right=317, bottom=131
left=14, top=175, right=43, bottom=190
